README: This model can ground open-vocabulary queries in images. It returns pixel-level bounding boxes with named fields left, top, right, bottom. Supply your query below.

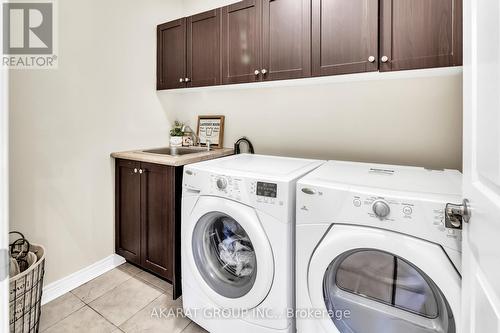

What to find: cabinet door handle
left=185, top=77, right=191, bottom=82
left=261, top=69, right=267, bottom=74
left=179, top=78, right=184, bottom=83
left=139, top=169, right=144, bottom=174
left=254, top=69, right=260, bottom=75
left=134, top=168, right=138, bottom=174
left=368, top=56, right=376, bottom=63
left=381, top=56, right=389, bottom=63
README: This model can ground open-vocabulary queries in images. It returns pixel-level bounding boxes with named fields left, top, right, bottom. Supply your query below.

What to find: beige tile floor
left=39, top=263, right=208, bottom=333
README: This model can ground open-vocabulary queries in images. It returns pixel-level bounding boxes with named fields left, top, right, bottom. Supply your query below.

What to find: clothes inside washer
left=218, top=218, right=255, bottom=277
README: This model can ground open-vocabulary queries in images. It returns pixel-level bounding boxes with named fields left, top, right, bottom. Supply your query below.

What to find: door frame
left=461, top=0, right=500, bottom=330
left=0, top=2, right=10, bottom=328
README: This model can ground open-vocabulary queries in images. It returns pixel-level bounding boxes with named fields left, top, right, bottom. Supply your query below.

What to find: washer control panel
left=209, top=174, right=284, bottom=207
left=210, top=175, right=243, bottom=201
left=183, top=168, right=290, bottom=221
left=251, top=181, right=283, bottom=205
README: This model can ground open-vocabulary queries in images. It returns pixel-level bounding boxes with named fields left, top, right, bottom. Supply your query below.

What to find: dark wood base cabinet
left=157, top=0, right=462, bottom=90
left=115, top=159, right=183, bottom=299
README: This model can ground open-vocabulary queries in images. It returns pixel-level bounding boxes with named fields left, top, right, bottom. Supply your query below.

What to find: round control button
left=353, top=199, right=362, bottom=207
left=216, top=177, right=227, bottom=190
left=403, top=206, right=413, bottom=215
left=372, top=200, right=390, bottom=219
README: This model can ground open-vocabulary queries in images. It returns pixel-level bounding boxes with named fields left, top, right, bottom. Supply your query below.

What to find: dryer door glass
left=192, top=212, right=257, bottom=298
left=323, top=250, right=455, bottom=333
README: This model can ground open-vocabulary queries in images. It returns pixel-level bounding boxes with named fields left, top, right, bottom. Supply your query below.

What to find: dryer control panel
left=348, top=193, right=461, bottom=242
left=296, top=184, right=462, bottom=255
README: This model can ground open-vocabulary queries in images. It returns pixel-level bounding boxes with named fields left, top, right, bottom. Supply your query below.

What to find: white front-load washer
left=182, top=154, right=324, bottom=333
left=296, top=161, right=462, bottom=333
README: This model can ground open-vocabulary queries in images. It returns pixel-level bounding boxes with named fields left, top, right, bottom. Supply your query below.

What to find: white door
left=462, top=0, right=500, bottom=331
left=0, top=2, right=9, bottom=329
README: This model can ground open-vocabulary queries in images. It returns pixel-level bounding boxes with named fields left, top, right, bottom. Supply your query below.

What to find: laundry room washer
left=295, top=161, right=462, bottom=333
left=182, top=154, right=324, bottom=333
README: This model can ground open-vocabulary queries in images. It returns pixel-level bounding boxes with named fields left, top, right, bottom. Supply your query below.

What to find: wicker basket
left=9, top=244, right=46, bottom=333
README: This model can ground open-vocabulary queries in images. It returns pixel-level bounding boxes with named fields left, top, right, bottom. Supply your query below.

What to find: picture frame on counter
left=197, top=115, right=225, bottom=148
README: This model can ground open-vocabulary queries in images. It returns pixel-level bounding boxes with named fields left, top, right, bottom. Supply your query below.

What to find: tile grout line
left=179, top=321, right=198, bottom=333
left=42, top=267, right=175, bottom=333
left=117, top=292, right=167, bottom=330
left=40, top=299, right=86, bottom=333
left=134, top=273, right=174, bottom=296
left=86, top=305, right=122, bottom=332
left=86, top=276, right=167, bottom=329
left=70, top=272, right=135, bottom=306
left=68, top=264, right=141, bottom=306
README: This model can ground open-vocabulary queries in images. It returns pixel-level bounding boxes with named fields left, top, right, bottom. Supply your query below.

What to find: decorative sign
left=197, top=115, right=225, bottom=147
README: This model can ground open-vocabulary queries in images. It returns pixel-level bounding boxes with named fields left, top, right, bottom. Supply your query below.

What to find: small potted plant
left=170, top=121, right=184, bottom=148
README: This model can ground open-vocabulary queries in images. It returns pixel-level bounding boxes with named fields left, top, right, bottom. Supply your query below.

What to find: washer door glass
left=192, top=212, right=257, bottom=299
left=323, top=250, right=456, bottom=333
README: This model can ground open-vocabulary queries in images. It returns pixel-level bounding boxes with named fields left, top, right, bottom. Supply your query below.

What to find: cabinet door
left=140, top=163, right=173, bottom=280
left=311, top=0, right=378, bottom=76
left=380, top=0, right=462, bottom=71
left=222, top=0, right=262, bottom=84
left=115, top=159, right=141, bottom=265
left=261, top=0, right=311, bottom=81
left=187, top=10, right=222, bottom=87
left=157, top=19, right=186, bottom=90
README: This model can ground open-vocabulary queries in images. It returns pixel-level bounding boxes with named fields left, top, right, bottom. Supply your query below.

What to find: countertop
left=111, top=146, right=234, bottom=167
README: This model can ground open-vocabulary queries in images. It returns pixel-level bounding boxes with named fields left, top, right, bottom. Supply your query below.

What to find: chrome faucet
left=181, top=125, right=200, bottom=146
left=206, top=138, right=211, bottom=151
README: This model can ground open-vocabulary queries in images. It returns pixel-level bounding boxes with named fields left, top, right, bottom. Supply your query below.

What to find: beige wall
left=161, top=70, right=463, bottom=170
left=9, top=0, right=182, bottom=284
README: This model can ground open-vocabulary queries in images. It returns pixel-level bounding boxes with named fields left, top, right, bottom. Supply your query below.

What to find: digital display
left=256, top=182, right=277, bottom=198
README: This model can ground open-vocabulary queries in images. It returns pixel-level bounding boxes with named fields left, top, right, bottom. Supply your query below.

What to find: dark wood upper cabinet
left=115, top=160, right=141, bottom=265
left=380, top=0, right=462, bottom=71
left=157, top=0, right=462, bottom=89
left=186, top=10, right=222, bottom=87
left=140, top=163, right=174, bottom=280
left=312, top=0, right=379, bottom=76
left=261, top=0, right=311, bottom=81
left=222, top=0, right=262, bottom=84
left=157, top=19, right=186, bottom=90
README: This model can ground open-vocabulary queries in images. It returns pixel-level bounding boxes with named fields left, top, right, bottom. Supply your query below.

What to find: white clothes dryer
left=296, top=161, right=462, bottom=333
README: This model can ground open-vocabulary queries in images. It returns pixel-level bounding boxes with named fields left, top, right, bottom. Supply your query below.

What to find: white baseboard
left=41, top=254, right=125, bottom=305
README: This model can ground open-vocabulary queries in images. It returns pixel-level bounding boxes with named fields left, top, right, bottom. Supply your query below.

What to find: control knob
left=372, top=200, right=390, bottom=219
left=216, top=177, right=227, bottom=190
